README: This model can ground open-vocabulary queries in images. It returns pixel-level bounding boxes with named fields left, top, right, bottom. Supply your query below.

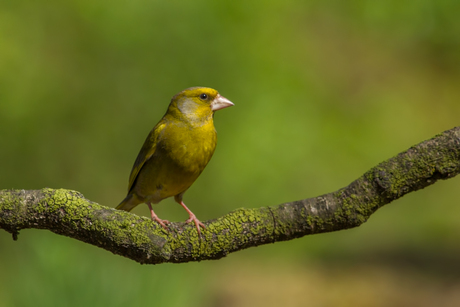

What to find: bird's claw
left=147, top=203, right=170, bottom=230
left=154, top=217, right=170, bottom=230
left=186, top=214, right=206, bottom=236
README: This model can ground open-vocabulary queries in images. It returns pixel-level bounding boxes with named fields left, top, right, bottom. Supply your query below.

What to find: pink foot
left=185, top=213, right=206, bottom=236
left=177, top=200, right=206, bottom=236
left=153, top=216, right=170, bottom=230
left=147, top=203, right=170, bottom=230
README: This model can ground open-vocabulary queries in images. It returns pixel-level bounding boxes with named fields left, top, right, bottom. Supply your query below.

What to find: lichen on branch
left=1, top=127, right=460, bottom=264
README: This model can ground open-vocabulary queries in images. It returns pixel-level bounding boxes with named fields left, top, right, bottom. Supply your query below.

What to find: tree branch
left=1, top=127, right=460, bottom=264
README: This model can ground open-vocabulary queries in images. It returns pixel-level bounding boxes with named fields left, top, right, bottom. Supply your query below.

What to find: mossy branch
left=1, top=127, right=460, bottom=264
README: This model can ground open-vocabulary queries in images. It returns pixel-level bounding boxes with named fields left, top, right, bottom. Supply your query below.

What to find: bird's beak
left=211, top=94, right=234, bottom=111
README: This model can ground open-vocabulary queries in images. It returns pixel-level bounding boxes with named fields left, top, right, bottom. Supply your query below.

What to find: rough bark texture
left=1, top=127, right=460, bottom=264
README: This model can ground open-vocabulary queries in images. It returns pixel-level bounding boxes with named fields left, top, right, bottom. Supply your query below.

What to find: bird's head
left=168, top=87, right=234, bottom=123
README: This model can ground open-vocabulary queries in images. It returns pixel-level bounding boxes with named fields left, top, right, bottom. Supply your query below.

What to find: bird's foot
left=176, top=200, right=206, bottom=236
left=147, top=203, right=170, bottom=230
left=153, top=216, right=170, bottom=230
left=185, top=213, right=206, bottom=236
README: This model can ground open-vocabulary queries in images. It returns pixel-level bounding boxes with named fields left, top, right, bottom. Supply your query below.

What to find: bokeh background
left=1, top=1, right=460, bottom=306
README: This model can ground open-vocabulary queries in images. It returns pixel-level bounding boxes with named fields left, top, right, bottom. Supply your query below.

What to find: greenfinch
left=116, top=87, right=234, bottom=235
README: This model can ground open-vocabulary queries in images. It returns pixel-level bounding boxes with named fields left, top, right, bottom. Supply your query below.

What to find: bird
left=116, top=87, right=234, bottom=235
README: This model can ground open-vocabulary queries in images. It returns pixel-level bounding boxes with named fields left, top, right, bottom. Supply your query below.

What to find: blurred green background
left=1, top=0, right=460, bottom=306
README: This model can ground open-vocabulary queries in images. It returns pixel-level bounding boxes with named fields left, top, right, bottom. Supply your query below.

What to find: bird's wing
left=127, top=121, right=166, bottom=192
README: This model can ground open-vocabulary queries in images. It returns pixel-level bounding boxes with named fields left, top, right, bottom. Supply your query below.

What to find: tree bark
left=1, top=127, right=459, bottom=264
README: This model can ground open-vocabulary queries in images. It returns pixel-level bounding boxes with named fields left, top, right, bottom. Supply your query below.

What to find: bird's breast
left=161, top=120, right=217, bottom=174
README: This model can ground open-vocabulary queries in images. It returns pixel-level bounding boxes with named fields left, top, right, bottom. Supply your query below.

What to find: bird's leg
left=147, top=203, right=170, bottom=230
left=176, top=199, right=206, bottom=236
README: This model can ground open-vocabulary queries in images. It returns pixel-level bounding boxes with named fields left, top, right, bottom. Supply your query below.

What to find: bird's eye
left=199, top=93, right=208, bottom=100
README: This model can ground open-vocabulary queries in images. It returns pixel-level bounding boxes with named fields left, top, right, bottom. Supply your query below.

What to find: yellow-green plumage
left=116, top=87, right=233, bottom=234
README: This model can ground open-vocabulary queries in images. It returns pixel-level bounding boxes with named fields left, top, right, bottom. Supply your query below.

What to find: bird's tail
left=116, top=194, right=142, bottom=212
